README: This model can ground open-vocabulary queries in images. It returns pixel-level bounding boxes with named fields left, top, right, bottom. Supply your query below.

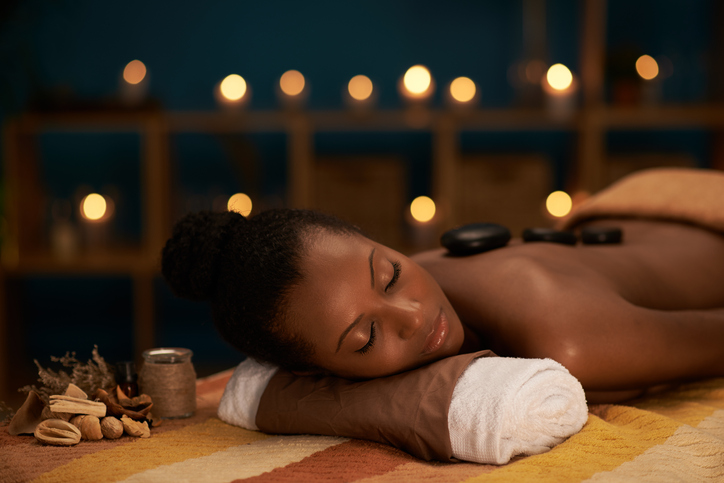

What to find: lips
left=422, top=309, right=448, bottom=355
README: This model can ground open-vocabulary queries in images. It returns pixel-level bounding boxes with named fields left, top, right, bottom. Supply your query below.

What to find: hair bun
left=162, top=210, right=246, bottom=301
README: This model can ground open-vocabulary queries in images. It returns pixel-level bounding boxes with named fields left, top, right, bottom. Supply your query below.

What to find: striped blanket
left=2, top=370, right=723, bottom=482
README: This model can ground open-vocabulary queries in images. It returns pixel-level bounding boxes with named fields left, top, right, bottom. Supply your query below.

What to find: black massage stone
left=522, top=228, right=578, bottom=245
left=440, top=223, right=511, bottom=256
left=580, top=226, right=623, bottom=244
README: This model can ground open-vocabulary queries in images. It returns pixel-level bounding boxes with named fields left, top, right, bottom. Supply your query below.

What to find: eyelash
left=385, top=261, right=402, bottom=292
left=358, top=261, right=400, bottom=355
left=357, top=322, right=376, bottom=354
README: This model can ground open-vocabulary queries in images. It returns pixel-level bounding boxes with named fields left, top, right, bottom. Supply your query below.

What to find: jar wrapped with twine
left=139, top=348, right=196, bottom=419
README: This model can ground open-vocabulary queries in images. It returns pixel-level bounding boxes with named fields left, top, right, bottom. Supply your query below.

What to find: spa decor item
left=580, top=226, right=624, bottom=244
left=522, top=227, right=578, bottom=245
left=7, top=346, right=158, bottom=445
left=139, top=348, right=196, bottom=419
left=440, top=223, right=511, bottom=256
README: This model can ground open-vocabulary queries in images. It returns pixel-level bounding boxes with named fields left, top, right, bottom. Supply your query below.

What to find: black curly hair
left=161, top=208, right=361, bottom=372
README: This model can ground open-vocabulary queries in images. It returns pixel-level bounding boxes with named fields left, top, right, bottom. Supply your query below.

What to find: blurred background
left=1, top=0, right=723, bottom=406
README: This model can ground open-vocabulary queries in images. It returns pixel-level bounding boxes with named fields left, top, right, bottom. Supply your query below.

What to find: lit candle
left=407, top=196, right=438, bottom=248
left=446, top=76, right=478, bottom=109
left=541, top=63, right=577, bottom=121
left=214, top=74, right=251, bottom=110
left=277, top=69, right=308, bottom=108
left=636, top=55, right=661, bottom=106
left=119, top=60, right=148, bottom=107
left=79, top=192, right=114, bottom=250
left=344, top=74, right=376, bottom=110
left=398, top=65, right=435, bottom=103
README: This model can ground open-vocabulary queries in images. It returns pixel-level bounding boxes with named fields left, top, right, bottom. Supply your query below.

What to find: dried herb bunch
left=20, top=345, right=116, bottom=404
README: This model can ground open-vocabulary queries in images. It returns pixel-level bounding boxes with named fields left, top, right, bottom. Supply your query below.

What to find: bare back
left=412, top=219, right=724, bottom=393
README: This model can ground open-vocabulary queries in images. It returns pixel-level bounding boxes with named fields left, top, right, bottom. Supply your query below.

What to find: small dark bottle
left=115, top=361, right=139, bottom=398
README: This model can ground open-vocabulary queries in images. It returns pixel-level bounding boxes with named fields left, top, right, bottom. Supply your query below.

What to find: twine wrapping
left=139, top=348, right=197, bottom=419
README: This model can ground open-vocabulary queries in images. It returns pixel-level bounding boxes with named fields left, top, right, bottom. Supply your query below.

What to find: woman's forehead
left=303, top=231, right=372, bottom=267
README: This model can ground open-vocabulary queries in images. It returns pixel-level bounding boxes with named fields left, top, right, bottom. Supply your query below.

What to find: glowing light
left=81, top=193, right=107, bottom=221
left=410, top=196, right=436, bottom=223
left=227, top=193, right=253, bottom=216
left=449, top=76, right=476, bottom=103
left=546, top=64, right=573, bottom=91
left=636, top=55, right=659, bottom=80
left=403, top=65, right=432, bottom=95
left=220, top=74, right=247, bottom=101
left=546, top=191, right=573, bottom=218
left=280, top=70, right=305, bottom=96
left=123, top=60, right=146, bottom=85
left=348, top=75, right=373, bottom=101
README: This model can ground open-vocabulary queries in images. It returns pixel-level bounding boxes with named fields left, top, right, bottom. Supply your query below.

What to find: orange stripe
left=234, top=439, right=417, bottom=483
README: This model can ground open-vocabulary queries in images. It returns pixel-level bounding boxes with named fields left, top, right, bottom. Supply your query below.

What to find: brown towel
left=557, top=168, right=724, bottom=232
left=256, top=350, right=496, bottom=462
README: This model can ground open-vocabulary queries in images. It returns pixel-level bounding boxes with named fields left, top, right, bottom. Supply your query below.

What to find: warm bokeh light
left=227, top=192, right=253, bottom=216
left=449, top=76, right=476, bottom=103
left=410, top=196, right=436, bottom=222
left=220, top=74, right=247, bottom=101
left=546, top=64, right=573, bottom=91
left=123, top=60, right=146, bottom=85
left=403, top=65, right=432, bottom=95
left=546, top=191, right=573, bottom=218
left=81, top=193, right=107, bottom=221
left=348, top=75, right=373, bottom=101
left=636, top=55, right=659, bottom=80
left=280, top=70, right=305, bottom=96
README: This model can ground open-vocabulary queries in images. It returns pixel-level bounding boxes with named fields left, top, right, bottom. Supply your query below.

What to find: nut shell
left=100, top=417, right=124, bottom=439
left=69, top=414, right=87, bottom=430
left=121, top=415, right=151, bottom=438
left=34, top=419, right=81, bottom=446
left=80, top=415, right=103, bottom=440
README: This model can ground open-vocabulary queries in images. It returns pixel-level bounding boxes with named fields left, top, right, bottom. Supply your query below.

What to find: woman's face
left=286, top=231, right=465, bottom=379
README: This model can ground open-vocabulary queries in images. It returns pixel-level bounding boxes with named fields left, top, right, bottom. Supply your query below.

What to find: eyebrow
left=336, top=313, right=364, bottom=353
left=368, top=247, right=376, bottom=289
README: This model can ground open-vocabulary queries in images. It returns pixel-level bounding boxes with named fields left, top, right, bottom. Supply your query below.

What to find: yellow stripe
left=462, top=406, right=685, bottom=483
left=31, top=418, right=269, bottom=483
left=584, top=410, right=724, bottom=481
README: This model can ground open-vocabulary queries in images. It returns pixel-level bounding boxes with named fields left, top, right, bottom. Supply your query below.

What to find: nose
left=387, top=298, right=424, bottom=340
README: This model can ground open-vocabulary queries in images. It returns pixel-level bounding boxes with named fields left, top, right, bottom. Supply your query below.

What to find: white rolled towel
left=448, top=357, right=588, bottom=464
left=218, top=356, right=588, bottom=464
left=218, top=358, right=278, bottom=431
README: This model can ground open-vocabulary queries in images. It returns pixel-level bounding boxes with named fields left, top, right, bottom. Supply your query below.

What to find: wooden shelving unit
left=1, top=0, right=722, bottom=402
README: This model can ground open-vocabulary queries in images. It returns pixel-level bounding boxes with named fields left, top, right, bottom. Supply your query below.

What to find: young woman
left=161, top=174, right=724, bottom=403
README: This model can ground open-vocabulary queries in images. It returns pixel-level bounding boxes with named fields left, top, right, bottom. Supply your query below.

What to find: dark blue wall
left=0, top=0, right=717, bottom=371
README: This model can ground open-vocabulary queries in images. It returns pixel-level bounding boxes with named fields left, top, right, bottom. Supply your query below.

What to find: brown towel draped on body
left=558, top=167, right=724, bottom=232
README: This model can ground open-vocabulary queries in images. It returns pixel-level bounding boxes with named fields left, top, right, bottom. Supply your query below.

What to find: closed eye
left=385, top=261, right=401, bottom=292
left=357, top=322, right=376, bottom=354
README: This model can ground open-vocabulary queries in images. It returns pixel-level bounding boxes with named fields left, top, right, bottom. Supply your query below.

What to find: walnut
left=34, top=419, right=81, bottom=446
left=69, top=414, right=86, bottom=429
left=100, top=417, right=123, bottom=439
left=121, top=415, right=150, bottom=438
left=80, top=415, right=103, bottom=440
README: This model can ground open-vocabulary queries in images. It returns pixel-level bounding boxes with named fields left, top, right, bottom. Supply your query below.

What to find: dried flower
left=20, top=345, right=116, bottom=405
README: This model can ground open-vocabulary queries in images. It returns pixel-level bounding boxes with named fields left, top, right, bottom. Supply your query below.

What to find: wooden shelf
left=2, top=248, right=156, bottom=275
